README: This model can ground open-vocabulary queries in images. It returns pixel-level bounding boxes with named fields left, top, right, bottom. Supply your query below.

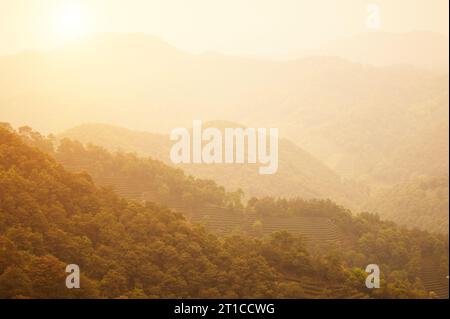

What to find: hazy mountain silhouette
left=291, top=31, right=449, bottom=71
left=1, top=32, right=447, bottom=185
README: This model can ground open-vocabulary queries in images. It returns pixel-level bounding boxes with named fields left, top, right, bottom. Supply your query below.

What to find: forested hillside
left=16, top=124, right=243, bottom=211
left=0, top=125, right=352, bottom=299
left=2, top=125, right=448, bottom=298
left=364, top=176, right=449, bottom=234
left=59, top=123, right=449, bottom=235
left=59, top=123, right=368, bottom=210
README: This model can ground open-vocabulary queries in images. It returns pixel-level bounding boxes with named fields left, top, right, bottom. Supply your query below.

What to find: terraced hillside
left=282, top=276, right=369, bottom=299
left=52, top=142, right=448, bottom=299
left=420, top=262, right=449, bottom=299
left=161, top=203, right=450, bottom=300
left=187, top=206, right=248, bottom=235
left=253, top=215, right=341, bottom=244
left=174, top=205, right=344, bottom=248
left=57, top=161, right=344, bottom=246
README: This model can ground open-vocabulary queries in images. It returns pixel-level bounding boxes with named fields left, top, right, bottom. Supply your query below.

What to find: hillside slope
left=364, top=176, right=449, bottom=234
left=0, top=126, right=360, bottom=299
left=58, top=122, right=450, bottom=235
left=3, top=125, right=448, bottom=298
left=59, top=123, right=368, bottom=210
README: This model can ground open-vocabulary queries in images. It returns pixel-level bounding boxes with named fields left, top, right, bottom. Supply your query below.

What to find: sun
left=53, top=4, right=89, bottom=42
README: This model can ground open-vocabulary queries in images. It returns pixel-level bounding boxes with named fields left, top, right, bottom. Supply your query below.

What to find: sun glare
left=53, top=4, right=89, bottom=42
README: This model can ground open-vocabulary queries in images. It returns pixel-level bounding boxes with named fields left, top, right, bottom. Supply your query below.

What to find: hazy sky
left=0, top=0, right=448, bottom=56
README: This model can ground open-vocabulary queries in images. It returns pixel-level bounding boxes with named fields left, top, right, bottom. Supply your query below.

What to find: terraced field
left=99, top=177, right=148, bottom=199
left=254, top=215, right=341, bottom=244
left=282, top=276, right=368, bottom=299
left=177, top=205, right=344, bottom=247
left=186, top=206, right=248, bottom=234
left=61, top=161, right=342, bottom=246
left=420, top=262, right=449, bottom=299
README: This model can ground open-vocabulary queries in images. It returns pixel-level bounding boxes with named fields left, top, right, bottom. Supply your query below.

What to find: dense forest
left=17, top=124, right=244, bottom=211
left=1, top=125, right=448, bottom=298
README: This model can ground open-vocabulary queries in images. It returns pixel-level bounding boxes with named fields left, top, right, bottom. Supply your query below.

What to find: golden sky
left=0, top=0, right=448, bottom=56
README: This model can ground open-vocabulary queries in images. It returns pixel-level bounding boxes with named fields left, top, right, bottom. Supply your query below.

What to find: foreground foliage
left=0, top=126, right=447, bottom=298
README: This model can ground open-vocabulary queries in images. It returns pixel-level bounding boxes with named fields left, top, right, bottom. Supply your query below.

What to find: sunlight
left=52, top=4, right=89, bottom=42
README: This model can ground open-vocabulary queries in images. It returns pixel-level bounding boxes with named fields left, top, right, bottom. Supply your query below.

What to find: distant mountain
left=1, top=33, right=447, bottom=186
left=322, top=32, right=449, bottom=71
left=59, top=123, right=369, bottom=210
left=258, top=59, right=449, bottom=185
